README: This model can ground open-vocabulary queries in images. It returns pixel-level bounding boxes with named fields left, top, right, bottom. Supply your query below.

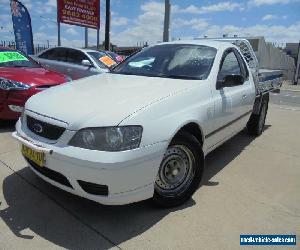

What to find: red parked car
left=0, top=47, right=71, bottom=120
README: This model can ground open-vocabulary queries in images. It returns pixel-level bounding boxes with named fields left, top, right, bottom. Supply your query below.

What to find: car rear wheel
left=247, top=97, right=268, bottom=136
left=152, top=132, right=204, bottom=208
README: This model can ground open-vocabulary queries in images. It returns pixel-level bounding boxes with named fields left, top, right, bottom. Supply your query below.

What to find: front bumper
left=13, top=123, right=168, bottom=205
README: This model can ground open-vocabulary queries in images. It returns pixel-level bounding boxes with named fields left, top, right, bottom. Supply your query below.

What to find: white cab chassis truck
left=13, top=40, right=282, bottom=207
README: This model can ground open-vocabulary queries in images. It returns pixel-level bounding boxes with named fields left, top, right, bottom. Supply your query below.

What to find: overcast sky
left=0, top=0, right=300, bottom=47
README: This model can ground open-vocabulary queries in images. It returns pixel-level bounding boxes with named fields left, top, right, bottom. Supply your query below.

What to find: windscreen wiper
left=161, top=74, right=201, bottom=80
left=110, top=72, right=156, bottom=77
left=109, top=71, right=136, bottom=75
left=10, top=65, right=29, bottom=68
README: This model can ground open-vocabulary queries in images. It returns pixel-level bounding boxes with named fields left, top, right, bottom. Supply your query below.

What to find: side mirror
left=81, top=59, right=92, bottom=67
left=217, top=75, right=244, bottom=89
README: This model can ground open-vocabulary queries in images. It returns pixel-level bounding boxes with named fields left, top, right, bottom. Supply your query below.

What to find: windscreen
left=106, top=51, right=123, bottom=62
left=0, top=50, right=39, bottom=68
left=112, top=44, right=217, bottom=80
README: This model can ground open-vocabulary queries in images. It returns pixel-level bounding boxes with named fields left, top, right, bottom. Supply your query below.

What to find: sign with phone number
left=57, top=0, right=100, bottom=29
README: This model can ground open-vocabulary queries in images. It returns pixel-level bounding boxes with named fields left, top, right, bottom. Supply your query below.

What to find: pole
left=57, top=21, right=61, bottom=46
left=97, top=0, right=100, bottom=50
left=57, top=0, right=61, bottom=47
left=105, top=0, right=110, bottom=51
left=85, top=27, right=88, bottom=48
left=294, top=41, right=300, bottom=85
left=163, top=0, right=170, bottom=42
left=97, top=28, right=100, bottom=50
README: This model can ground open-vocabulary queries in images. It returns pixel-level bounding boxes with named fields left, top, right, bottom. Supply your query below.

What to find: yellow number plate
left=22, top=144, right=45, bottom=167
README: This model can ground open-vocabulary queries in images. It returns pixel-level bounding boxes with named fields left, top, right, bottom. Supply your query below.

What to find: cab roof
left=155, top=40, right=235, bottom=50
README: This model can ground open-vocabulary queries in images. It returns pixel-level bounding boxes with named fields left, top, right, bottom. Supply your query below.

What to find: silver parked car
left=32, top=47, right=116, bottom=80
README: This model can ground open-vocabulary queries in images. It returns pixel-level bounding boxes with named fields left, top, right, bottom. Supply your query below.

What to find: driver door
left=210, top=49, right=250, bottom=145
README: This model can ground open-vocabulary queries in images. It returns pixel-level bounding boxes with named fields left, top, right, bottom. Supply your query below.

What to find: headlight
left=69, top=126, right=143, bottom=151
left=0, top=77, right=31, bottom=90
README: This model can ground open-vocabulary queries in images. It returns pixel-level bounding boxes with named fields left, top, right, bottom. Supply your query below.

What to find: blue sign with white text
left=240, top=234, right=296, bottom=246
left=10, top=0, right=34, bottom=55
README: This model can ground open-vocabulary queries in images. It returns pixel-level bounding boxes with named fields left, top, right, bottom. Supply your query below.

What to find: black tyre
left=152, top=132, right=204, bottom=208
left=247, top=97, right=268, bottom=136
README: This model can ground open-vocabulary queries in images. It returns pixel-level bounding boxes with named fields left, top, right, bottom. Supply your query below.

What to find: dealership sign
left=57, top=0, right=100, bottom=29
left=10, top=0, right=34, bottom=55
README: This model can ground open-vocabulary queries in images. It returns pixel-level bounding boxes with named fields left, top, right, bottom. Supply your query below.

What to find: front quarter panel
left=120, top=80, right=215, bottom=153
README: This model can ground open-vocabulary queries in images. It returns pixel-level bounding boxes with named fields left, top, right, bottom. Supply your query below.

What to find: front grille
left=27, top=116, right=65, bottom=140
left=78, top=180, right=109, bottom=196
left=26, top=158, right=73, bottom=188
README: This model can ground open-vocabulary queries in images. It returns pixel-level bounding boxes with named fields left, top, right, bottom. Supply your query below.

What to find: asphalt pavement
left=0, top=93, right=299, bottom=249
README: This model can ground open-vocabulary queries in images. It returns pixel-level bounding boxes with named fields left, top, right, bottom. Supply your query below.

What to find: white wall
left=253, top=37, right=295, bottom=80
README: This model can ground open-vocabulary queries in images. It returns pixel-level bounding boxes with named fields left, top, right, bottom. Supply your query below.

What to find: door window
left=39, top=48, right=68, bottom=62
left=219, top=51, right=242, bottom=79
left=67, top=49, right=91, bottom=65
left=38, top=49, right=54, bottom=59
left=235, top=50, right=249, bottom=80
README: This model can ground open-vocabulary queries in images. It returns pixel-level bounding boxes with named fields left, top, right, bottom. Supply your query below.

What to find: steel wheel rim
left=155, top=145, right=196, bottom=197
left=259, top=104, right=267, bottom=132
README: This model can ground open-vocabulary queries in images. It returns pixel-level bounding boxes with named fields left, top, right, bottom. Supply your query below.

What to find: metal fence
left=0, top=40, right=54, bottom=54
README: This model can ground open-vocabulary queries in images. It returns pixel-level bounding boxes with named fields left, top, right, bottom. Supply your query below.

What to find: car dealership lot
left=0, top=103, right=299, bottom=250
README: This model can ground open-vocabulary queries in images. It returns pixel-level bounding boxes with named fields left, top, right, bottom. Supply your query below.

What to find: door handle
left=242, top=95, right=247, bottom=100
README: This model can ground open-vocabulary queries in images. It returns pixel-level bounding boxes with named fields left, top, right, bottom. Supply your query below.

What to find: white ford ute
left=13, top=40, right=273, bottom=207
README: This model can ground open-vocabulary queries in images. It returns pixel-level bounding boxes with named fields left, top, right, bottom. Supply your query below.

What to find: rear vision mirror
left=217, top=75, right=244, bottom=89
left=81, top=60, right=92, bottom=67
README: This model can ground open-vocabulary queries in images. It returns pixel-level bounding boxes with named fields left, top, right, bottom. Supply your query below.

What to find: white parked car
left=13, top=40, right=280, bottom=207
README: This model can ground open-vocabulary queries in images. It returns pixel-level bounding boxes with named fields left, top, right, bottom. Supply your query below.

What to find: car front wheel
left=152, top=132, right=204, bottom=207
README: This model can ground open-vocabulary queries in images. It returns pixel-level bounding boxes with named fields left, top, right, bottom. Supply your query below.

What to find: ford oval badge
left=33, top=123, right=43, bottom=133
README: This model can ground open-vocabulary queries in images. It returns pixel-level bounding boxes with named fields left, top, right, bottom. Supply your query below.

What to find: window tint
left=39, top=48, right=67, bottom=62
left=219, top=51, right=241, bottom=78
left=67, top=49, right=90, bottom=65
left=38, top=49, right=52, bottom=59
